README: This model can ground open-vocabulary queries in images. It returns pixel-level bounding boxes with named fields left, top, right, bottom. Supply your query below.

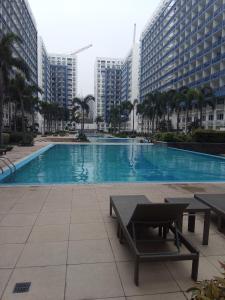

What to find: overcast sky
left=29, top=0, right=160, bottom=95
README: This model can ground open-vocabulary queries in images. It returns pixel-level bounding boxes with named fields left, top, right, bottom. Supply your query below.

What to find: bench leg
left=110, top=202, right=112, bottom=216
left=134, top=256, right=140, bottom=286
left=188, top=213, right=196, bottom=232
left=203, top=211, right=210, bottom=245
left=217, top=216, right=223, bottom=232
left=191, top=256, right=199, bottom=281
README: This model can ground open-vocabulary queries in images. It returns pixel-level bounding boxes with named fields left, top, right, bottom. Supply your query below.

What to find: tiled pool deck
left=0, top=144, right=225, bottom=299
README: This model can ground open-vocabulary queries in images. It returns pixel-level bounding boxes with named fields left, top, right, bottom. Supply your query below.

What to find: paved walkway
left=0, top=141, right=49, bottom=168
left=0, top=183, right=225, bottom=300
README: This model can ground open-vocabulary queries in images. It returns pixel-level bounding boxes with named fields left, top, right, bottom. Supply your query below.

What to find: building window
left=209, top=115, right=214, bottom=121
left=217, top=113, right=224, bottom=121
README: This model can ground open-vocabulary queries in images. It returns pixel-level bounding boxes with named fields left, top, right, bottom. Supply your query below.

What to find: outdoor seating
left=110, top=195, right=199, bottom=286
left=165, top=197, right=211, bottom=245
left=195, top=194, right=225, bottom=231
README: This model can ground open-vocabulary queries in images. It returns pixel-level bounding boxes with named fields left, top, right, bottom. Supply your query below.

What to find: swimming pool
left=1, top=144, right=225, bottom=185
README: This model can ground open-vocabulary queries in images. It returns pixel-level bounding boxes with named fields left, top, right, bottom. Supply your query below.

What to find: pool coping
left=1, top=142, right=225, bottom=186
left=0, top=143, right=54, bottom=182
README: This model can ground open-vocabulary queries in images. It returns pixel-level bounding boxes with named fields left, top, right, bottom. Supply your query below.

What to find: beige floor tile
left=71, top=199, right=99, bottom=210
left=2, top=266, right=66, bottom=300
left=42, top=200, right=71, bottom=212
left=0, top=244, right=24, bottom=268
left=166, top=257, right=221, bottom=291
left=97, top=298, right=125, bottom=300
left=73, top=189, right=97, bottom=201
left=29, top=225, right=69, bottom=243
left=17, top=242, right=68, bottom=267
left=66, top=263, right=124, bottom=300
left=109, top=238, right=132, bottom=261
left=0, top=200, right=17, bottom=213
left=10, top=201, right=43, bottom=214
left=0, top=269, right=12, bottom=298
left=68, top=239, right=114, bottom=264
left=0, top=214, right=37, bottom=227
left=36, top=212, right=70, bottom=226
left=69, top=223, right=107, bottom=240
left=0, top=227, right=31, bottom=244
left=117, top=261, right=180, bottom=296
left=206, top=255, right=225, bottom=271
left=127, top=293, right=186, bottom=300
left=70, top=210, right=103, bottom=223
left=47, top=189, right=73, bottom=202
left=105, top=221, right=118, bottom=238
left=191, top=234, right=225, bottom=256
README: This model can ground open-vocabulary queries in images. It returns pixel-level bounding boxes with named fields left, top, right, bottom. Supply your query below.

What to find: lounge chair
left=110, top=196, right=199, bottom=286
left=195, top=194, right=225, bottom=231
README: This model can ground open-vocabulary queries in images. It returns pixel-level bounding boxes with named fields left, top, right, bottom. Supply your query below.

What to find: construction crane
left=70, top=44, right=93, bottom=56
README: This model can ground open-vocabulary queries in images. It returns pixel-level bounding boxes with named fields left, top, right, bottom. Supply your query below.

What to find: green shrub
left=155, top=132, right=193, bottom=143
left=77, top=132, right=89, bottom=142
left=192, top=129, right=225, bottom=143
left=2, top=133, right=10, bottom=145
left=10, top=132, right=23, bottom=143
left=188, top=262, right=225, bottom=299
left=10, top=132, right=34, bottom=146
left=20, top=133, right=34, bottom=146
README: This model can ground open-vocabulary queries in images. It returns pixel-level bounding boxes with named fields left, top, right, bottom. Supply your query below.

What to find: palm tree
left=194, top=85, right=216, bottom=127
left=132, top=99, right=139, bottom=134
left=39, top=101, right=50, bottom=134
left=136, top=102, right=145, bottom=133
left=10, top=74, right=29, bottom=140
left=0, top=33, right=29, bottom=145
left=109, top=106, right=121, bottom=133
left=73, top=95, right=95, bottom=133
left=120, top=101, right=133, bottom=131
left=95, top=116, right=104, bottom=132
left=178, top=86, right=196, bottom=133
left=173, top=91, right=184, bottom=132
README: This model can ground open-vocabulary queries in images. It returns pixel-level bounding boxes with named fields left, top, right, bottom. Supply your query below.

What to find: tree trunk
left=20, top=97, right=26, bottom=142
left=82, top=108, right=85, bottom=133
left=177, top=111, right=180, bottom=133
left=43, top=116, right=46, bottom=135
left=0, top=72, right=4, bottom=146
left=185, top=108, right=189, bottom=134
left=141, top=117, right=144, bottom=134
left=167, top=111, right=170, bottom=132
left=133, top=109, right=135, bottom=134
left=199, top=105, right=203, bottom=128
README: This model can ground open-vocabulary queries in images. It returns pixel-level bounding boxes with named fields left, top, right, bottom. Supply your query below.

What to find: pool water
left=2, top=144, right=225, bottom=185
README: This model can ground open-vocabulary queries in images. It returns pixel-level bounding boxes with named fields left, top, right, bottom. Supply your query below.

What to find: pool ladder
left=0, top=157, right=16, bottom=174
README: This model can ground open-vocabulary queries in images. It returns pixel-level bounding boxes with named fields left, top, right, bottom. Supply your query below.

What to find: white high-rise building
left=94, top=58, right=123, bottom=129
left=49, top=54, right=77, bottom=109
left=38, top=37, right=51, bottom=102
left=121, top=43, right=140, bottom=131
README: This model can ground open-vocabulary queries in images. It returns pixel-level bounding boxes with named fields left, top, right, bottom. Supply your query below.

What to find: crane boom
left=71, top=44, right=93, bottom=55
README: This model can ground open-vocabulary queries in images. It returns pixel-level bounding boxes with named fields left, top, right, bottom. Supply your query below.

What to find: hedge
left=192, top=129, right=225, bottom=143
left=2, top=133, right=10, bottom=145
left=10, top=132, right=34, bottom=145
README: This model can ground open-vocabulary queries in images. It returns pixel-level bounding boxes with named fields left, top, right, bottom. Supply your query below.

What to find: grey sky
left=29, top=0, right=160, bottom=95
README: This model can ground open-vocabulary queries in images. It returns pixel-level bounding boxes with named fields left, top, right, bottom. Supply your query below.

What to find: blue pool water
left=2, top=144, right=225, bottom=185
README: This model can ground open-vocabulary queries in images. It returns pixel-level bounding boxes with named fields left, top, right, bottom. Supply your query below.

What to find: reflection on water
left=2, top=144, right=225, bottom=184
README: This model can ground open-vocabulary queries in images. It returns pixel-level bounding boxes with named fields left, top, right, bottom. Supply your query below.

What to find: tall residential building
left=121, top=42, right=140, bottom=131
left=49, top=54, right=77, bottom=109
left=0, top=0, right=38, bottom=86
left=94, top=58, right=123, bottom=129
left=140, top=0, right=225, bottom=129
left=38, top=37, right=51, bottom=102
left=0, top=0, right=38, bottom=128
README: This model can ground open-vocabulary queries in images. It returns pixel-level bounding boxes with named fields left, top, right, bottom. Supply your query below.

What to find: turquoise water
left=2, top=144, right=225, bottom=185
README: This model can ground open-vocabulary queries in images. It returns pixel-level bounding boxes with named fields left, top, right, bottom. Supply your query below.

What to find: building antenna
left=133, top=23, right=136, bottom=45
